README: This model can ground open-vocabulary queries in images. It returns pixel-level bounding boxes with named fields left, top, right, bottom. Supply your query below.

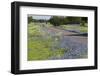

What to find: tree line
left=28, top=16, right=87, bottom=26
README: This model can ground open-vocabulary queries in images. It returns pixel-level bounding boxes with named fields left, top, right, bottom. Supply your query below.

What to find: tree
left=28, top=16, right=33, bottom=23
left=81, top=17, right=88, bottom=23
left=66, top=17, right=81, bottom=24
left=80, top=17, right=88, bottom=27
left=49, top=16, right=66, bottom=26
left=80, top=21, right=86, bottom=27
left=49, top=16, right=87, bottom=26
left=49, top=16, right=60, bottom=26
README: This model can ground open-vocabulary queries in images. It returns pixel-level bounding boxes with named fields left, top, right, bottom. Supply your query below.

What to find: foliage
left=49, top=16, right=87, bottom=26
left=61, top=24, right=88, bottom=33
left=49, top=16, right=62, bottom=26
left=28, top=22, right=67, bottom=60
left=28, top=16, right=33, bottom=23
left=81, top=17, right=88, bottom=23
left=80, top=21, right=87, bottom=27
left=66, top=17, right=81, bottom=24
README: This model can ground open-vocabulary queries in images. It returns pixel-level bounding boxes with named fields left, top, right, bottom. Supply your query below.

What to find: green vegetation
left=49, top=16, right=87, bottom=26
left=28, top=38, right=53, bottom=60
left=28, top=16, right=33, bottom=23
left=28, top=16, right=88, bottom=27
left=28, top=22, right=66, bottom=60
left=80, top=21, right=87, bottom=27
left=80, top=26, right=88, bottom=33
left=49, top=16, right=64, bottom=26
left=28, top=15, right=88, bottom=60
left=61, top=24, right=88, bottom=33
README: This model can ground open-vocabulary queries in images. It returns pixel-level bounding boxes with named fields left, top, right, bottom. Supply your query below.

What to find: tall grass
left=61, top=24, right=88, bottom=33
left=28, top=22, right=66, bottom=60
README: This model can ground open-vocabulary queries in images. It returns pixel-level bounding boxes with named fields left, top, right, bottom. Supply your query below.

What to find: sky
left=31, top=15, right=51, bottom=20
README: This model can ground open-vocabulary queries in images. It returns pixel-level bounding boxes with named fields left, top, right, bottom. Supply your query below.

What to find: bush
left=49, top=16, right=82, bottom=26
left=80, top=21, right=86, bottom=27
left=28, top=16, right=33, bottom=23
left=49, top=16, right=61, bottom=26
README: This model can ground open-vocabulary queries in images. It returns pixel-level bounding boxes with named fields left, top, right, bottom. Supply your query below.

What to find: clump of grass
left=28, top=38, right=53, bottom=60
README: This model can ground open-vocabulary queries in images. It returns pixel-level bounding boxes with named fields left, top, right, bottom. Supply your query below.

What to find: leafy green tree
left=81, top=17, right=88, bottom=23
left=66, top=17, right=81, bottom=24
left=28, top=16, right=33, bottom=23
left=49, top=16, right=61, bottom=26
left=49, top=16, right=87, bottom=26
left=80, top=17, right=88, bottom=27
left=80, top=21, right=86, bottom=27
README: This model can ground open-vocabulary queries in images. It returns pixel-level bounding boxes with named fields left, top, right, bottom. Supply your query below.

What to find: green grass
left=61, top=24, right=88, bottom=33
left=28, top=22, right=66, bottom=61
left=28, top=39, right=65, bottom=60
left=80, top=26, right=88, bottom=33
left=28, top=39, right=53, bottom=60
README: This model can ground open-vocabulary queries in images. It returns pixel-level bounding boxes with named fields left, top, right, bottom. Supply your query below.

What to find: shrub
left=80, top=21, right=86, bottom=27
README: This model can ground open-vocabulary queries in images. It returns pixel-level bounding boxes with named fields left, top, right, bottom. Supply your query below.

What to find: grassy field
left=61, top=24, right=88, bottom=33
left=28, top=22, right=87, bottom=61
left=28, top=22, right=66, bottom=60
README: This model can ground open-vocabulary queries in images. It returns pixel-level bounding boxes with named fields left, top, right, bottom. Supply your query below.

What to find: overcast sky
left=29, top=15, right=52, bottom=20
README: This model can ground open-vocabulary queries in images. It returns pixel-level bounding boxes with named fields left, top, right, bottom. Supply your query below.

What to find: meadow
left=28, top=22, right=88, bottom=61
left=60, top=24, right=87, bottom=33
left=28, top=23, right=67, bottom=60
